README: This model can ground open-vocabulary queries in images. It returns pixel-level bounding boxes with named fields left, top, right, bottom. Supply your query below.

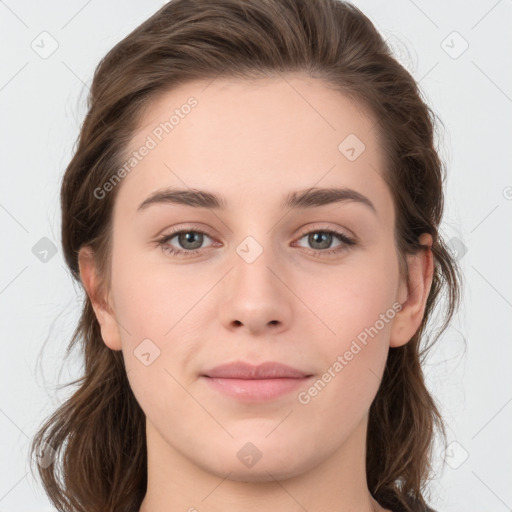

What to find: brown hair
left=30, top=1, right=461, bottom=511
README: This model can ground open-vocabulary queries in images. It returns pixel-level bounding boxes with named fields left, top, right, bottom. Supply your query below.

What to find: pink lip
left=201, top=361, right=313, bottom=402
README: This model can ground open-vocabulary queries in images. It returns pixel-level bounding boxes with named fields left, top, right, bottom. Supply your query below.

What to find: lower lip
left=201, top=376, right=312, bottom=402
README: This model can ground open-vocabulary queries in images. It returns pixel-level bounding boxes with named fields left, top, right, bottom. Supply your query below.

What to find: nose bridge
left=221, top=198, right=294, bottom=287
left=232, top=229, right=280, bottom=291
left=227, top=202, right=280, bottom=267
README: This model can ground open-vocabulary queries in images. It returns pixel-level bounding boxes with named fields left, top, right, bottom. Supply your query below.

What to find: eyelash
left=156, top=225, right=356, bottom=259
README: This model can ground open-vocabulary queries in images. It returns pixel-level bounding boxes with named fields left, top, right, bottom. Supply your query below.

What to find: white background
left=1, top=1, right=511, bottom=511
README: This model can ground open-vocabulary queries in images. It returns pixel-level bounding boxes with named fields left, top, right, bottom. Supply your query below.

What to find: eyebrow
left=137, top=186, right=377, bottom=214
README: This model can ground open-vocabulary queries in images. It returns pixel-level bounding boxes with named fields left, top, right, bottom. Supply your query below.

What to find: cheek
left=295, top=250, right=399, bottom=403
left=296, top=250, right=400, bottom=344
left=109, top=246, right=194, bottom=339
left=294, top=265, right=399, bottom=429
left=109, top=249, right=210, bottom=400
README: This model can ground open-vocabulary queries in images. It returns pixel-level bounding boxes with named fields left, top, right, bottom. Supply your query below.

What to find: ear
left=78, top=246, right=122, bottom=351
left=390, top=233, right=434, bottom=348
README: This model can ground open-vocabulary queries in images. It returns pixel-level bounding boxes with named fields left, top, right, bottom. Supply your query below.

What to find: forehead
left=113, top=73, right=392, bottom=222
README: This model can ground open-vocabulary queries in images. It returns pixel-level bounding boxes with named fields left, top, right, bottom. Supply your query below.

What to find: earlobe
left=78, top=247, right=123, bottom=351
left=390, top=234, right=434, bottom=348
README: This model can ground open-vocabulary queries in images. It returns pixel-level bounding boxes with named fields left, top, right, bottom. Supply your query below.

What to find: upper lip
left=202, top=361, right=312, bottom=379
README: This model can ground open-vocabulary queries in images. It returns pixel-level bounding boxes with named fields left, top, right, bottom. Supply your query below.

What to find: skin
left=79, top=72, right=433, bottom=512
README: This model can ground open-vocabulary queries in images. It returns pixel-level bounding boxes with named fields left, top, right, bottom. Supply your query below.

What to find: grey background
left=1, top=1, right=511, bottom=510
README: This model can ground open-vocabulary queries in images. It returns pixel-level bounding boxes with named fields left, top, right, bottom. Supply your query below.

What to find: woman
left=30, top=0, right=461, bottom=511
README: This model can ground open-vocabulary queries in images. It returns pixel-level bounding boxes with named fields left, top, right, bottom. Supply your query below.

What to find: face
left=84, top=72, right=423, bottom=482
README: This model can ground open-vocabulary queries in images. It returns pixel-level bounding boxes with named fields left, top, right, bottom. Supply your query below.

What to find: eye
left=156, top=228, right=215, bottom=258
left=294, top=228, right=356, bottom=256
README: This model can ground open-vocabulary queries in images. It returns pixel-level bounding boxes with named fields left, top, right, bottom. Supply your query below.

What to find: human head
left=30, top=1, right=460, bottom=512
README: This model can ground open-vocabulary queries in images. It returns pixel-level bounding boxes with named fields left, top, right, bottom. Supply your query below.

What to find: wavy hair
left=30, top=1, right=461, bottom=511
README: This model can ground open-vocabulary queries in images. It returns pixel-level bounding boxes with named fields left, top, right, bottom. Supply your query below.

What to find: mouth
left=200, top=361, right=313, bottom=402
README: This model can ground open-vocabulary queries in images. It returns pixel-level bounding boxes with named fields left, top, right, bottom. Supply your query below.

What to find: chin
left=193, top=441, right=313, bottom=483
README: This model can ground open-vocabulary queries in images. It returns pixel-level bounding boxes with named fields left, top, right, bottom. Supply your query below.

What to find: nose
left=217, top=235, right=293, bottom=335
